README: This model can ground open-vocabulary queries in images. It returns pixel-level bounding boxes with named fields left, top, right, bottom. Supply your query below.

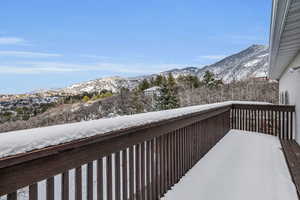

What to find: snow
left=0, top=101, right=269, bottom=159
left=162, top=130, right=298, bottom=200
left=144, top=86, right=161, bottom=92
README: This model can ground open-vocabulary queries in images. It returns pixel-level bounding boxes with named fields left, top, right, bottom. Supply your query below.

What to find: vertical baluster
left=182, top=128, right=185, bottom=176
left=189, top=125, right=193, bottom=169
left=239, top=108, right=241, bottom=130
left=258, top=109, right=261, bottom=132
left=246, top=109, right=249, bottom=131
left=246, top=109, right=250, bottom=131
left=269, top=109, right=272, bottom=135
left=196, top=123, right=199, bottom=161
left=259, top=110, right=264, bottom=133
left=62, top=171, right=69, bottom=200
left=129, top=147, right=135, bottom=200
left=283, top=111, right=286, bottom=139
left=162, top=135, right=166, bottom=195
left=29, top=183, right=38, bottom=200
left=186, top=127, right=189, bottom=171
left=159, top=136, right=164, bottom=197
left=171, top=132, right=175, bottom=186
left=264, top=109, right=267, bottom=134
left=7, top=192, right=17, bottom=200
left=151, top=139, right=156, bottom=199
left=166, top=133, right=170, bottom=190
left=286, top=111, right=289, bottom=140
left=246, top=109, right=248, bottom=131
left=241, top=109, right=244, bottom=130
left=97, top=158, right=103, bottom=200
left=141, top=142, right=146, bottom=200
left=252, top=109, right=255, bottom=132
left=275, top=110, right=278, bottom=137
left=156, top=137, right=160, bottom=199
left=87, top=162, right=93, bottom=200
left=169, top=133, right=173, bottom=188
left=75, top=167, right=82, bottom=200
left=146, top=141, right=151, bottom=199
left=176, top=130, right=179, bottom=183
left=47, top=177, right=55, bottom=200
left=256, top=109, right=259, bottom=132
left=250, top=108, right=253, bottom=132
left=107, top=155, right=112, bottom=200
left=271, top=110, right=274, bottom=135
left=234, top=108, right=237, bottom=129
left=248, top=109, right=251, bottom=131
left=290, top=111, right=294, bottom=140
left=135, top=144, right=141, bottom=200
left=266, top=110, right=269, bottom=134
left=231, top=108, right=234, bottom=129
left=185, top=128, right=188, bottom=173
left=115, top=151, right=121, bottom=200
left=174, top=131, right=177, bottom=184
left=279, top=111, right=282, bottom=139
left=122, top=149, right=128, bottom=200
left=254, top=109, right=257, bottom=132
left=172, top=131, right=176, bottom=186
left=240, top=109, right=244, bottom=130
left=193, top=124, right=196, bottom=164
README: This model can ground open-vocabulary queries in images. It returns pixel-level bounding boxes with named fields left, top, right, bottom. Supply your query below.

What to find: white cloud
left=0, top=37, right=27, bottom=45
left=0, top=66, right=80, bottom=74
left=0, top=51, right=62, bottom=58
left=0, top=61, right=184, bottom=75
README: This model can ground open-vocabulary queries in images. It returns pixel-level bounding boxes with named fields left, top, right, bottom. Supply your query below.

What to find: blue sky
left=0, top=0, right=272, bottom=94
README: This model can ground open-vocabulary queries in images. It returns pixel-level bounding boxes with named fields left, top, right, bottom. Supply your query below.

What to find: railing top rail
left=232, top=103, right=295, bottom=112
left=0, top=103, right=231, bottom=169
left=0, top=103, right=231, bottom=196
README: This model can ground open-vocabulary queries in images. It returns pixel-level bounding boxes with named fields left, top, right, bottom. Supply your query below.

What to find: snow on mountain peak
left=61, top=44, right=269, bottom=94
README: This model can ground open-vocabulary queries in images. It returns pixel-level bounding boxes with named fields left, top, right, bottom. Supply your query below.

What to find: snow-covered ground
left=162, top=130, right=298, bottom=200
left=0, top=101, right=268, bottom=159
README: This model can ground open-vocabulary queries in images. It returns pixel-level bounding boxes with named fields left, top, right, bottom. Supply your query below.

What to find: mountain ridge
left=61, top=44, right=269, bottom=94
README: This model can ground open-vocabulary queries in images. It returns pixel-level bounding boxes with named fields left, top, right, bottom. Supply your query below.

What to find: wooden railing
left=231, top=104, right=295, bottom=140
left=0, top=103, right=296, bottom=200
left=0, top=105, right=231, bottom=200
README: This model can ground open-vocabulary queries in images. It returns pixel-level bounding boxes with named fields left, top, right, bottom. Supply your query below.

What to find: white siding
left=279, top=52, right=300, bottom=144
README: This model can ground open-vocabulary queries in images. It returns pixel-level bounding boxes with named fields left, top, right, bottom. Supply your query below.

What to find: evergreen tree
left=138, top=79, right=150, bottom=91
left=177, top=75, right=201, bottom=89
left=167, top=73, right=176, bottom=88
left=131, top=90, right=144, bottom=113
left=186, top=75, right=200, bottom=88
left=149, top=77, right=155, bottom=87
left=203, top=70, right=220, bottom=88
left=154, top=75, right=164, bottom=86
left=156, top=81, right=179, bottom=110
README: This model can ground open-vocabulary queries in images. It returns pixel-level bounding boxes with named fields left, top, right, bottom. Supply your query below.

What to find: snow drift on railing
left=0, top=101, right=269, bottom=159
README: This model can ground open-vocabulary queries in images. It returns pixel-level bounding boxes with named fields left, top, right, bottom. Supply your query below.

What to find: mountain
left=197, top=44, right=269, bottom=82
left=62, top=44, right=269, bottom=94
left=62, top=76, right=140, bottom=94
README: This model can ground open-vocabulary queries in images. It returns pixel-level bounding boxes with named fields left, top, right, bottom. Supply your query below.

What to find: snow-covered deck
left=162, top=130, right=298, bottom=200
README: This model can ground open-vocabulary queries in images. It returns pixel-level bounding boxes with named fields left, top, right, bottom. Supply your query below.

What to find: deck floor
left=162, top=130, right=298, bottom=200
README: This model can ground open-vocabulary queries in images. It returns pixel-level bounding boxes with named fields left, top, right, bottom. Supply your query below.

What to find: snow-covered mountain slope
left=197, top=44, right=269, bottom=82
left=62, top=76, right=140, bottom=94
left=62, top=44, right=269, bottom=94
